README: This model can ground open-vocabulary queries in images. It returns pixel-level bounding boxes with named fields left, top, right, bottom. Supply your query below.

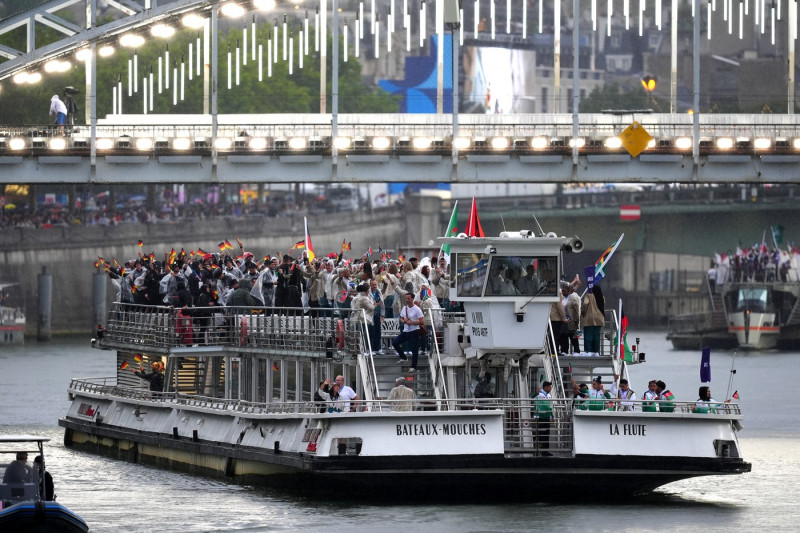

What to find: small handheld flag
left=272, top=362, right=279, bottom=371
left=732, top=390, right=739, bottom=400
left=137, top=240, right=143, bottom=248
left=120, top=361, right=130, bottom=370
left=133, top=354, right=143, bottom=364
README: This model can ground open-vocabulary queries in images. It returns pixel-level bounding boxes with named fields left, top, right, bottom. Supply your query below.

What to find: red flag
left=732, top=390, right=739, bottom=400
left=272, top=362, right=279, bottom=371
left=465, top=196, right=485, bottom=237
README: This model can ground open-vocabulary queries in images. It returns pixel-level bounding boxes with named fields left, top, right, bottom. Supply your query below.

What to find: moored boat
left=0, top=435, right=89, bottom=532
left=722, top=282, right=800, bottom=350
left=0, top=283, right=25, bottom=345
left=60, top=231, right=750, bottom=499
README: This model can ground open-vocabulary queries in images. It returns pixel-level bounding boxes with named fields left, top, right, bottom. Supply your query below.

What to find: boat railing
left=425, top=308, right=449, bottom=406
left=102, top=303, right=467, bottom=358
left=67, top=377, right=742, bottom=418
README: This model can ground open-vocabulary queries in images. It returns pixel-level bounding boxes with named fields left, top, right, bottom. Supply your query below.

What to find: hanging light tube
left=134, top=51, right=138, bottom=93
left=158, top=56, right=163, bottom=94
left=357, top=11, right=362, bottom=57
left=420, top=1, right=426, bottom=47
left=372, top=0, right=376, bottom=34
left=165, top=45, right=170, bottom=89
left=189, top=42, right=194, bottom=80
left=289, top=33, right=294, bottom=74
left=252, top=16, right=257, bottom=61
left=173, top=62, right=178, bottom=105
left=300, top=30, right=304, bottom=68
left=522, top=0, right=527, bottom=38
left=143, top=78, right=148, bottom=114
left=236, top=40, right=241, bottom=85
left=491, top=0, right=496, bottom=39
left=404, top=0, right=408, bottom=28
left=283, top=15, right=288, bottom=60
left=305, top=12, right=310, bottom=55
left=113, top=84, right=117, bottom=115
left=376, top=14, right=380, bottom=57
left=268, top=34, right=273, bottom=77
left=243, top=24, right=248, bottom=65
left=315, top=9, right=320, bottom=52
left=274, top=21, right=279, bottom=62
left=656, top=0, right=662, bottom=29
left=387, top=9, right=392, bottom=52
left=608, top=0, right=613, bottom=36
left=227, top=45, right=232, bottom=89
left=624, top=0, right=630, bottom=29
left=708, top=0, right=712, bottom=39
left=539, top=0, right=543, bottom=33
left=506, top=0, right=511, bottom=33
left=149, top=67, right=153, bottom=111
left=474, top=0, right=479, bottom=38
left=770, top=5, right=775, bottom=43
left=258, top=38, right=263, bottom=81
left=592, top=0, right=597, bottom=31
left=360, top=3, right=365, bottom=38
left=196, top=33, right=201, bottom=77
left=406, top=4, right=410, bottom=50
left=180, top=55, right=185, bottom=100
left=739, top=1, right=744, bottom=38
left=639, top=0, right=644, bottom=36
left=460, top=8, right=464, bottom=44
left=128, top=54, right=133, bottom=96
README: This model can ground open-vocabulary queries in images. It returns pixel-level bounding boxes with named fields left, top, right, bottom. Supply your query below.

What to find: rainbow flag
left=594, top=234, right=624, bottom=284
left=120, top=361, right=129, bottom=370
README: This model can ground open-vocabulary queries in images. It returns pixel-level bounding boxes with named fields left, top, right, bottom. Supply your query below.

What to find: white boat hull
left=728, top=311, right=779, bottom=349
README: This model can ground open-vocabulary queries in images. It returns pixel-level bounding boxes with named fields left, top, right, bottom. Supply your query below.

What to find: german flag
left=291, top=240, right=305, bottom=250
left=168, top=248, right=177, bottom=266
left=197, top=248, right=210, bottom=259
left=218, top=242, right=226, bottom=252
left=224, top=240, right=234, bottom=250
left=137, top=240, right=143, bottom=248
left=133, top=354, right=143, bottom=363
left=341, top=240, right=351, bottom=251
left=120, top=361, right=129, bottom=370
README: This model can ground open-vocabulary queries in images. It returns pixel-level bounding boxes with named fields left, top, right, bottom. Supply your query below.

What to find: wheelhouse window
left=456, top=254, right=558, bottom=298
left=455, top=253, right=489, bottom=297
left=734, top=287, right=770, bottom=313
left=485, top=256, right=558, bottom=297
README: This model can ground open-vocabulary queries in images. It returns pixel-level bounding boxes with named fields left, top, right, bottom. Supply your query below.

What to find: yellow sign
left=618, top=121, right=653, bottom=158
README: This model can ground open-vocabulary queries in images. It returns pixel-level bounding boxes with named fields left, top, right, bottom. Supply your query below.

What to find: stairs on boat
left=370, top=353, right=436, bottom=403
left=710, top=292, right=727, bottom=327
left=785, top=297, right=800, bottom=327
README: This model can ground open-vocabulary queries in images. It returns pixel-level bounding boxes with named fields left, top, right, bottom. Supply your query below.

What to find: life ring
left=335, top=319, right=345, bottom=349
left=239, top=317, right=248, bottom=347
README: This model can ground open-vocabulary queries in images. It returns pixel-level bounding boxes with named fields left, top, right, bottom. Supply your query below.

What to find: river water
left=2, top=332, right=796, bottom=533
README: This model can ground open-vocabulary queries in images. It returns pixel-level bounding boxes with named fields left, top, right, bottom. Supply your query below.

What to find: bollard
left=92, top=271, right=107, bottom=331
left=37, top=266, right=52, bottom=342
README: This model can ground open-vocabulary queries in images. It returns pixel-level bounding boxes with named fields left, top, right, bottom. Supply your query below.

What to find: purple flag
left=700, top=346, right=711, bottom=383
left=584, top=265, right=596, bottom=289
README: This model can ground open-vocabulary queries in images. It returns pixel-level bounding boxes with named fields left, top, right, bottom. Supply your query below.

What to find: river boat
left=666, top=312, right=738, bottom=351
left=0, top=283, right=25, bottom=345
left=722, top=281, right=800, bottom=350
left=60, top=231, right=750, bottom=499
left=0, top=435, right=89, bottom=532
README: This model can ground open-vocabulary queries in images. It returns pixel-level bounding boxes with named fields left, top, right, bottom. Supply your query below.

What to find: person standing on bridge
left=49, top=95, right=68, bottom=135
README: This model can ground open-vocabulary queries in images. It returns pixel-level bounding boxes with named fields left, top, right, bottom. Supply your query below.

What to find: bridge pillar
left=37, top=266, right=52, bottom=342
left=404, top=194, right=443, bottom=248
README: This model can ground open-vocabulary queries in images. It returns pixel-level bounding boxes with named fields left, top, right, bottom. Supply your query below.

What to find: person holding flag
left=581, top=283, right=605, bottom=354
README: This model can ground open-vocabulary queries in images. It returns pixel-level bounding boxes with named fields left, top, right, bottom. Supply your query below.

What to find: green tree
left=579, top=83, right=663, bottom=113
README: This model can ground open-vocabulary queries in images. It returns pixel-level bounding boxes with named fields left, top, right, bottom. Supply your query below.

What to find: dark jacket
left=135, top=369, right=164, bottom=392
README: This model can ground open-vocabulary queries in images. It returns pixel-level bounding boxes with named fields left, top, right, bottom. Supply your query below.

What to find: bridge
left=1, top=0, right=799, bottom=184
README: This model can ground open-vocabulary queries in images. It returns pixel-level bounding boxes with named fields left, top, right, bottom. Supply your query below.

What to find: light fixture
left=675, top=137, right=692, bottom=150
left=289, top=137, right=307, bottom=150
left=221, top=2, right=247, bottom=18
left=530, top=137, right=548, bottom=149
left=98, top=45, right=115, bottom=57
left=49, top=138, right=67, bottom=150
left=151, top=24, right=176, bottom=38
left=716, top=137, right=734, bottom=150
left=334, top=136, right=351, bottom=150
left=454, top=136, right=470, bottom=150
left=412, top=137, right=432, bottom=149
left=754, top=138, right=771, bottom=150
left=793, top=138, right=800, bottom=150
left=44, top=60, right=63, bottom=73
left=173, top=138, right=192, bottom=150
left=96, top=138, right=114, bottom=150
left=491, top=137, right=509, bottom=150
left=27, top=72, right=43, bottom=83
left=76, top=49, right=92, bottom=61
left=12, top=72, right=28, bottom=84
left=182, top=13, right=207, bottom=28
left=120, top=33, right=145, bottom=48
left=254, top=0, right=277, bottom=10
left=9, top=138, right=26, bottom=150
left=215, top=137, right=233, bottom=150
left=604, top=137, right=622, bottom=149
left=249, top=137, right=268, bottom=150
left=372, top=136, right=391, bottom=150
left=569, top=138, right=586, bottom=148
left=135, top=138, right=154, bottom=150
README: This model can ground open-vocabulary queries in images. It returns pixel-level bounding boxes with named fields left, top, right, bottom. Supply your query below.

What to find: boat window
left=735, top=288, right=770, bottom=312
left=484, top=256, right=559, bottom=297
left=455, top=253, right=489, bottom=297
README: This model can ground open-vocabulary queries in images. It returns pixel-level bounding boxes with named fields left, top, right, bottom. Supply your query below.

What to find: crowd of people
left=98, top=239, right=459, bottom=372
left=712, top=240, right=800, bottom=287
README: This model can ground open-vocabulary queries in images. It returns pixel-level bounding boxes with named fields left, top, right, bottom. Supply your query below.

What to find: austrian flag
left=620, top=205, right=641, bottom=221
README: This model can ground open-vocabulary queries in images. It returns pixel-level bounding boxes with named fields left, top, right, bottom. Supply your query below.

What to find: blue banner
left=700, top=346, right=711, bottom=383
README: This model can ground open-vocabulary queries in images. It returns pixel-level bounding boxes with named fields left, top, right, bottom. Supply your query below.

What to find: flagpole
left=725, top=350, right=737, bottom=401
